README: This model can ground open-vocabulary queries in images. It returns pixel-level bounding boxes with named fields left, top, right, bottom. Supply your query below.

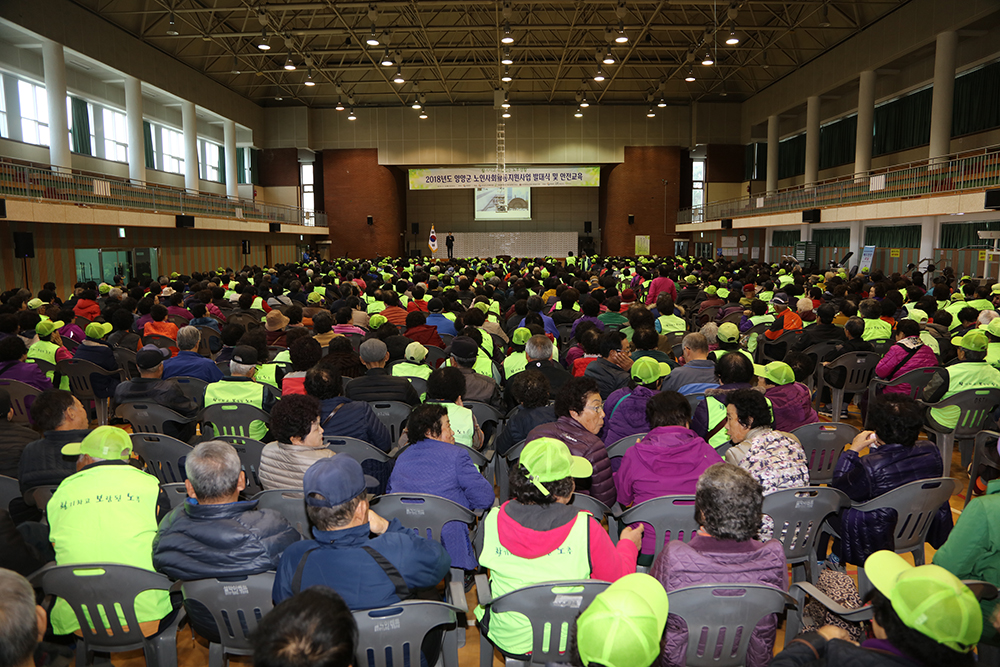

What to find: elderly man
left=272, top=456, right=451, bottom=607
left=661, top=333, right=719, bottom=395
left=447, top=336, right=502, bottom=407
left=47, top=426, right=173, bottom=636
left=584, top=331, right=633, bottom=400
left=0, top=569, right=48, bottom=667
left=162, top=326, right=224, bottom=383
left=112, top=345, right=200, bottom=441
left=203, top=345, right=275, bottom=443
left=18, top=390, right=91, bottom=495
left=345, top=339, right=420, bottom=405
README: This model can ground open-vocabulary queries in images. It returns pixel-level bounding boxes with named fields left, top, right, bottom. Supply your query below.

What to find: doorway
left=74, top=247, right=158, bottom=284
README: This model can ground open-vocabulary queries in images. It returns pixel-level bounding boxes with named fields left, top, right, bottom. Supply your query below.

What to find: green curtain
left=778, top=134, right=806, bottom=180
left=819, top=115, right=858, bottom=171
left=249, top=148, right=260, bottom=185
left=940, top=220, right=1000, bottom=249
left=218, top=145, right=226, bottom=184
left=70, top=97, right=91, bottom=156
left=142, top=121, right=155, bottom=170
left=812, top=228, right=851, bottom=247
left=743, top=143, right=766, bottom=181
left=864, top=225, right=921, bottom=248
left=772, top=230, right=800, bottom=246
left=953, top=60, right=1000, bottom=137
left=237, top=147, right=247, bottom=184
left=873, top=87, right=932, bottom=157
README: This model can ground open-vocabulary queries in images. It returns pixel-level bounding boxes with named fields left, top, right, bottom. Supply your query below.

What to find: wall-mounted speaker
left=411, top=223, right=419, bottom=234
left=241, top=240, right=251, bottom=255
left=986, top=189, right=1000, bottom=210
left=802, top=209, right=821, bottom=223
left=627, top=214, right=635, bottom=225
left=269, top=222, right=281, bottom=233
left=0, top=199, right=7, bottom=218
left=367, top=215, right=374, bottom=226
left=12, top=231, right=33, bottom=258
left=584, top=220, right=592, bottom=233
left=175, top=215, right=194, bottom=228
left=721, top=218, right=733, bottom=229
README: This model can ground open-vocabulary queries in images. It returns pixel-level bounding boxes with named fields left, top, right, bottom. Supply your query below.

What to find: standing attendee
left=446, top=232, right=455, bottom=259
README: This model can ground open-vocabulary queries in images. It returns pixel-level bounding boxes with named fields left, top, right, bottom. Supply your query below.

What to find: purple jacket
left=613, top=426, right=722, bottom=554
left=832, top=442, right=952, bottom=565
left=0, top=360, right=53, bottom=392
left=651, top=534, right=787, bottom=667
left=601, top=386, right=655, bottom=446
left=526, top=416, right=616, bottom=507
left=764, top=382, right=818, bottom=432
left=875, top=340, right=938, bottom=395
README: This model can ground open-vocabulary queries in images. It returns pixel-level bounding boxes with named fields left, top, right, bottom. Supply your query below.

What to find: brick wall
left=321, top=148, right=406, bottom=259
left=260, top=148, right=299, bottom=187
left=600, top=146, right=682, bottom=256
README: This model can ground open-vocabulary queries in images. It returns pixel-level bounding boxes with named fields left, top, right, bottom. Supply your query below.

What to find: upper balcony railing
left=0, top=157, right=327, bottom=227
left=678, top=144, right=1000, bottom=225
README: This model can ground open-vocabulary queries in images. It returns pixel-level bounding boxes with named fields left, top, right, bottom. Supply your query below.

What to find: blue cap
left=303, top=456, right=366, bottom=508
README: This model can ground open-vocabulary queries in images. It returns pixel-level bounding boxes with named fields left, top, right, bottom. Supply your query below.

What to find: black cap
left=232, top=345, right=259, bottom=365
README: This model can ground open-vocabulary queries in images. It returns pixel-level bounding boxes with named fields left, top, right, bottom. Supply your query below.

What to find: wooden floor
left=101, top=404, right=973, bottom=667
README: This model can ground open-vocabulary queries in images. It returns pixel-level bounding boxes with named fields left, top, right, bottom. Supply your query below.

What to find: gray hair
left=682, top=332, right=708, bottom=354
left=185, top=440, right=242, bottom=500
left=176, top=326, right=201, bottom=351
left=109, top=287, right=122, bottom=300
left=230, top=362, right=256, bottom=377
left=859, top=298, right=882, bottom=320
left=0, top=568, right=40, bottom=667
left=695, top=463, right=763, bottom=542
left=524, top=334, right=553, bottom=362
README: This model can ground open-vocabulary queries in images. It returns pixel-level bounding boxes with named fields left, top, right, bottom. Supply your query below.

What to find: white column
left=223, top=119, right=238, bottom=199
left=848, top=219, right=863, bottom=260
left=800, top=224, right=812, bottom=242
left=919, top=217, right=939, bottom=264
left=42, top=39, right=71, bottom=172
left=929, top=31, right=958, bottom=163
left=854, top=70, right=876, bottom=178
left=124, top=75, right=145, bottom=184
left=766, top=114, right=779, bottom=194
left=181, top=100, right=199, bottom=193
left=805, top=96, right=821, bottom=187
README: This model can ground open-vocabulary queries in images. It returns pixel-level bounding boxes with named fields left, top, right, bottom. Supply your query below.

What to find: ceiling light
left=574, top=108, right=583, bottom=118
left=501, top=21, right=514, bottom=44
left=284, top=56, right=296, bottom=71
left=646, top=108, right=656, bottom=118
left=580, top=95, right=589, bottom=108
left=380, top=48, right=393, bottom=66
left=818, top=4, right=831, bottom=27
left=501, top=66, right=512, bottom=83
left=594, top=67, right=605, bottom=82
left=602, top=49, right=615, bottom=65
left=501, top=96, right=511, bottom=109
left=702, top=52, right=714, bottom=66
left=657, top=96, right=666, bottom=108
left=166, top=13, right=179, bottom=36
left=412, top=100, right=421, bottom=109
left=335, top=97, right=345, bottom=111
left=257, top=28, right=271, bottom=51
left=366, top=27, right=380, bottom=46
left=348, top=108, right=357, bottom=120
left=615, top=20, right=628, bottom=43
left=275, top=96, right=283, bottom=101
left=419, top=111, right=428, bottom=119
left=501, top=48, right=513, bottom=65
left=304, top=69, right=316, bottom=86
left=231, top=55, right=241, bottom=74
left=393, top=67, right=404, bottom=84
left=726, top=27, right=740, bottom=45
left=685, top=68, right=695, bottom=82
left=502, top=110, right=511, bottom=118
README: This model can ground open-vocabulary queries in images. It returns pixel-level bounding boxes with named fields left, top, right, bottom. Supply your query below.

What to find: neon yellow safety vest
left=930, top=362, right=1000, bottom=430
left=475, top=508, right=591, bottom=655
left=988, top=342, right=1000, bottom=371
left=204, top=378, right=270, bottom=441
left=391, top=361, right=432, bottom=380
left=861, top=318, right=892, bottom=342
left=443, top=312, right=457, bottom=322
left=920, top=331, right=941, bottom=358
left=704, top=396, right=730, bottom=449
left=473, top=352, right=494, bottom=378
left=477, top=329, right=494, bottom=357
left=503, top=352, right=528, bottom=380
left=656, top=314, right=686, bottom=335
left=254, top=363, right=280, bottom=389
left=746, top=314, right=775, bottom=353
left=758, top=291, right=774, bottom=303
left=367, top=301, right=387, bottom=315
left=47, top=464, right=171, bottom=635
left=27, top=340, right=69, bottom=390
left=251, top=296, right=265, bottom=311
left=426, top=400, right=475, bottom=448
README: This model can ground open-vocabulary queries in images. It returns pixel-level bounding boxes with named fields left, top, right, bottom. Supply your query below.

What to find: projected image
left=474, top=186, right=531, bottom=221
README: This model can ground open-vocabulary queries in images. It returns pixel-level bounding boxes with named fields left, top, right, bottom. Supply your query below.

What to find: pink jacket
left=875, top=339, right=938, bottom=395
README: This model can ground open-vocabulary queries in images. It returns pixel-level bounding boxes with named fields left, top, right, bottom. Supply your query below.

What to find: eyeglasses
left=585, top=404, right=605, bottom=413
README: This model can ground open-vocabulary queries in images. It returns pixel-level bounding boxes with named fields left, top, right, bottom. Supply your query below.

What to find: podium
left=979, top=230, right=1000, bottom=280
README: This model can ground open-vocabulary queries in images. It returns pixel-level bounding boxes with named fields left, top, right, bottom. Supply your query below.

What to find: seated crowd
left=1, top=253, right=999, bottom=667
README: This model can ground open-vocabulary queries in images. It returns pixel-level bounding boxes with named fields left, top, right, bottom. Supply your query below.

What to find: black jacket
left=112, top=378, right=200, bottom=441
left=0, top=422, right=39, bottom=478
left=503, top=359, right=572, bottom=409
left=0, top=509, right=47, bottom=575
left=495, top=406, right=557, bottom=456
left=584, top=357, right=631, bottom=400
left=18, top=429, right=91, bottom=493
left=771, top=633, right=918, bottom=667
left=794, top=322, right=847, bottom=351
left=345, top=368, right=420, bottom=406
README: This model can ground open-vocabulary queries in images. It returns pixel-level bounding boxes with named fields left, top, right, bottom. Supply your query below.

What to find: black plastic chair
left=762, top=486, right=851, bottom=584
left=323, top=436, right=393, bottom=466
left=615, top=495, right=698, bottom=561
left=181, top=573, right=275, bottom=667
left=142, top=334, right=176, bottom=351
left=866, top=366, right=940, bottom=406
left=0, top=378, right=40, bottom=423
left=200, top=403, right=271, bottom=440
left=57, top=358, right=124, bottom=425
left=800, top=341, right=843, bottom=395
left=918, top=387, right=1000, bottom=476
left=130, top=433, right=193, bottom=484
left=113, top=347, right=139, bottom=380
left=814, top=351, right=880, bottom=422
left=117, top=403, right=197, bottom=436
left=216, top=360, right=231, bottom=377
left=570, top=493, right=618, bottom=543
left=0, top=474, right=20, bottom=511
left=171, top=376, right=209, bottom=406
left=252, top=488, right=309, bottom=537
left=160, top=482, right=189, bottom=511
left=966, top=430, right=1000, bottom=508
left=790, top=422, right=857, bottom=485
left=368, top=401, right=413, bottom=443
left=213, top=436, right=267, bottom=497
left=355, top=600, right=464, bottom=667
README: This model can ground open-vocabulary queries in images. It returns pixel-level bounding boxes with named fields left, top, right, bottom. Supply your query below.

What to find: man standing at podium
left=446, top=232, right=455, bottom=259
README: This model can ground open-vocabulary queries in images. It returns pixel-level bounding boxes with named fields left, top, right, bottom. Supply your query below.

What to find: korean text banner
left=408, top=166, right=600, bottom=190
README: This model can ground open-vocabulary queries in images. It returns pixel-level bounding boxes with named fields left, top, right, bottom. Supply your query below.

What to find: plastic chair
left=180, top=573, right=275, bottom=667
left=142, top=334, right=176, bottom=350
left=130, top=433, right=193, bottom=484
left=465, top=400, right=506, bottom=448
left=200, top=403, right=271, bottom=440
left=570, top=493, right=618, bottom=542
left=761, top=330, right=806, bottom=363
left=424, top=345, right=448, bottom=369
left=790, top=422, right=857, bottom=485
left=0, top=378, right=40, bottom=423
left=368, top=401, right=413, bottom=443
left=439, top=333, right=455, bottom=348
left=23, top=485, right=59, bottom=512
left=742, top=323, right=771, bottom=361
left=216, top=360, right=231, bottom=376
left=615, top=495, right=698, bottom=560
left=667, top=583, right=798, bottom=667
left=814, top=351, right=880, bottom=422
left=34, top=563, right=183, bottom=667
left=762, top=486, right=851, bottom=584
left=213, top=436, right=267, bottom=497
left=195, top=327, right=222, bottom=359
left=866, top=366, right=940, bottom=406
left=556, top=322, right=574, bottom=348
left=408, top=375, right=428, bottom=397
left=496, top=439, right=527, bottom=503
left=354, top=600, right=463, bottom=667
left=966, top=430, right=1000, bottom=508
left=113, top=347, right=139, bottom=380
left=605, top=432, right=647, bottom=461
left=346, top=333, right=364, bottom=352
left=476, top=580, right=609, bottom=666
left=252, top=489, right=309, bottom=537
left=686, top=393, right=706, bottom=411
left=160, top=482, right=189, bottom=511
left=918, top=388, right=1000, bottom=476
left=225, top=313, right=260, bottom=331
left=323, top=436, right=393, bottom=466
left=870, top=339, right=893, bottom=356
left=800, top=341, right=843, bottom=395
left=57, top=358, right=124, bottom=425
left=0, top=474, right=21, bottom=511
left=171, top=376, right=208, bottom=406
left=117, top=403, right=197, bottom=435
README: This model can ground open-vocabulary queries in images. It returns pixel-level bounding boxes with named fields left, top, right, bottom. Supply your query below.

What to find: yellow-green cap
left=85, top=322, right=114, bottom=339
left=953, top=329, right=988, bottom=351
left=520, top=438, right=593, bottom=495
left=631, top=357, right=671, bottom=385
left=61, top=425, right=132, bottom=461
left=576, top=573, right=669, bottom=667
left=719, top=276, right=728, bottom=285
left=754, top=361, right=794, bottom=385
left=307, top=291, right=323, bottom=304
left=988, top=318, right=1000, bottom=338
left=512, top=327, right=532, bottom=346
left=717, top=322, right=740, bottom=343
left=369, top=314, right=388, bottom=329
left=98, top=283, right=111, bottom=294
left=717, top=288, right=730, bottom=299
left=27, top=298, right=44, bottom=310
left=865, top=551, right=981, bottom=652
left=36, top=320, right=64, bottom=338
left=684, top=275, right=697, bottom=284
left=992, top=283, right=1000, bottom=295
left=705, top=286, right=717, bottom=296
left=951, top=292, right=965, bottom=302
left=474, top=302, right=490, bottom=314
left=906, top=308, right=929, bottom=324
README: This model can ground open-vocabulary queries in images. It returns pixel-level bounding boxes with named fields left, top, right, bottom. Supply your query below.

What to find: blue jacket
left=71, top=340, right=121, bottom=398
left=272, top=519, right=452, bottom=609
left=163, top=350, right=224, bottom=383
left=388, top=438, right=495, bottom=569
left=519, top=314, right=558, bottom=338
left=426, top=313, right=458, bottom=337
left=319, top=396, right=393, bottom=492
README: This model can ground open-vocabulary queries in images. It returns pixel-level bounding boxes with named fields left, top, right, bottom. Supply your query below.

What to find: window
left=199, top=138, right=220, bottom=182
left=301, top=162, right=315, bottom=224
left=102, top=107, right=128, bottom=162
left=0, top=82, right=7, bottom=138
left=18, top=80, right=49, bottom=146
left=691, top=158, right=705, bottom=222
left=159, top=126, right=185, bottom=175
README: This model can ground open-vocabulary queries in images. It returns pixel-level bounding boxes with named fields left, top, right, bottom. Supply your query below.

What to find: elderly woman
left=874, top=319, right=938, bottom=395
left=259, top=394, right=333, bottom=490
left=651, top=463, right=787, bottom=667
left=388, top=403, right=494, bottom=571
left=475, top=437, right=642, bottom=657
left=724, top=388, right=809, bottom=539
left=600, top=356, right=670, bottom=447
left=526, top=377, right=616, bottom=507
left=827, top=394, right=951, bottom=567
left=495, top=370, right=557, bottom=456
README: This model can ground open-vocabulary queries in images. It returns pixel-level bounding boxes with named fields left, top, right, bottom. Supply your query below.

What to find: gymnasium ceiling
left=69, top=0, right=908, bottom=109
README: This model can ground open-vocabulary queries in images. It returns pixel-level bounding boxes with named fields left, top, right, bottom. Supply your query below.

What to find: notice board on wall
left=429, top=231, right=578, bottom=258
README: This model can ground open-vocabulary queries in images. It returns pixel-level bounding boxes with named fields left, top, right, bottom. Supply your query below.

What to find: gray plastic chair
left=866, top=366, right=940, bottom=406
left=814, top=351, right=880, bottom=422
left=181, top=572, right=275, bottom=667
left=323, top=436, right=393, bottom=465
left=496, top=439, right=528, bottom=503
left=23, top=485, right=59, bottom=512
left=368, top=401, right=413, bottom=443
left=160, top=482, right=189, bottom=511
left=606, top=432, right=647, bottom=461
left=476, top=579, right=609, bottom=666
left=171, top=376, right=209, bottom=406
left=408, top=375, right=428, bottom=396
left=216, top=360, right=231, bottom=377
left=667, top=583, right=797, bottom=667
left=465, top=400, right=506, bottom=447
left=800, top=341, right=842, bottom=395
left=57, top=358, right=124, bottom=425
left=615, top=495, right=698, bottom=560
left=213, top=436, right=267, bottom=497
left=424, top=345, right=448, bottom=369
left=790, top=422, right=857, bottom=485
left=0, top=378, right=40, bottom=423
left=253, top=488, right=309, bottom=537
left=570, top=493, right=618, bottom=543
left=130, top=433, right=193, bottom=484
left=966, top=430, right=1000, bottom=508
left=142, top=334, right=176, bottom=351
left=918, top=387, right=1000, bottom=476
left=117, top=403, right=197, bottom=435
left=0, top=474, right=21, bottom=511
left=113, top=347, right=140, bottom=380
left=34, top=563, right=183, bottom=667
left=762, top=486, right=851, bottom=584
left=195, top=327, right=222, bottom=359
left=201, top=403, right=271, bottom=440
left=355, top=600, right=463, bottom=667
